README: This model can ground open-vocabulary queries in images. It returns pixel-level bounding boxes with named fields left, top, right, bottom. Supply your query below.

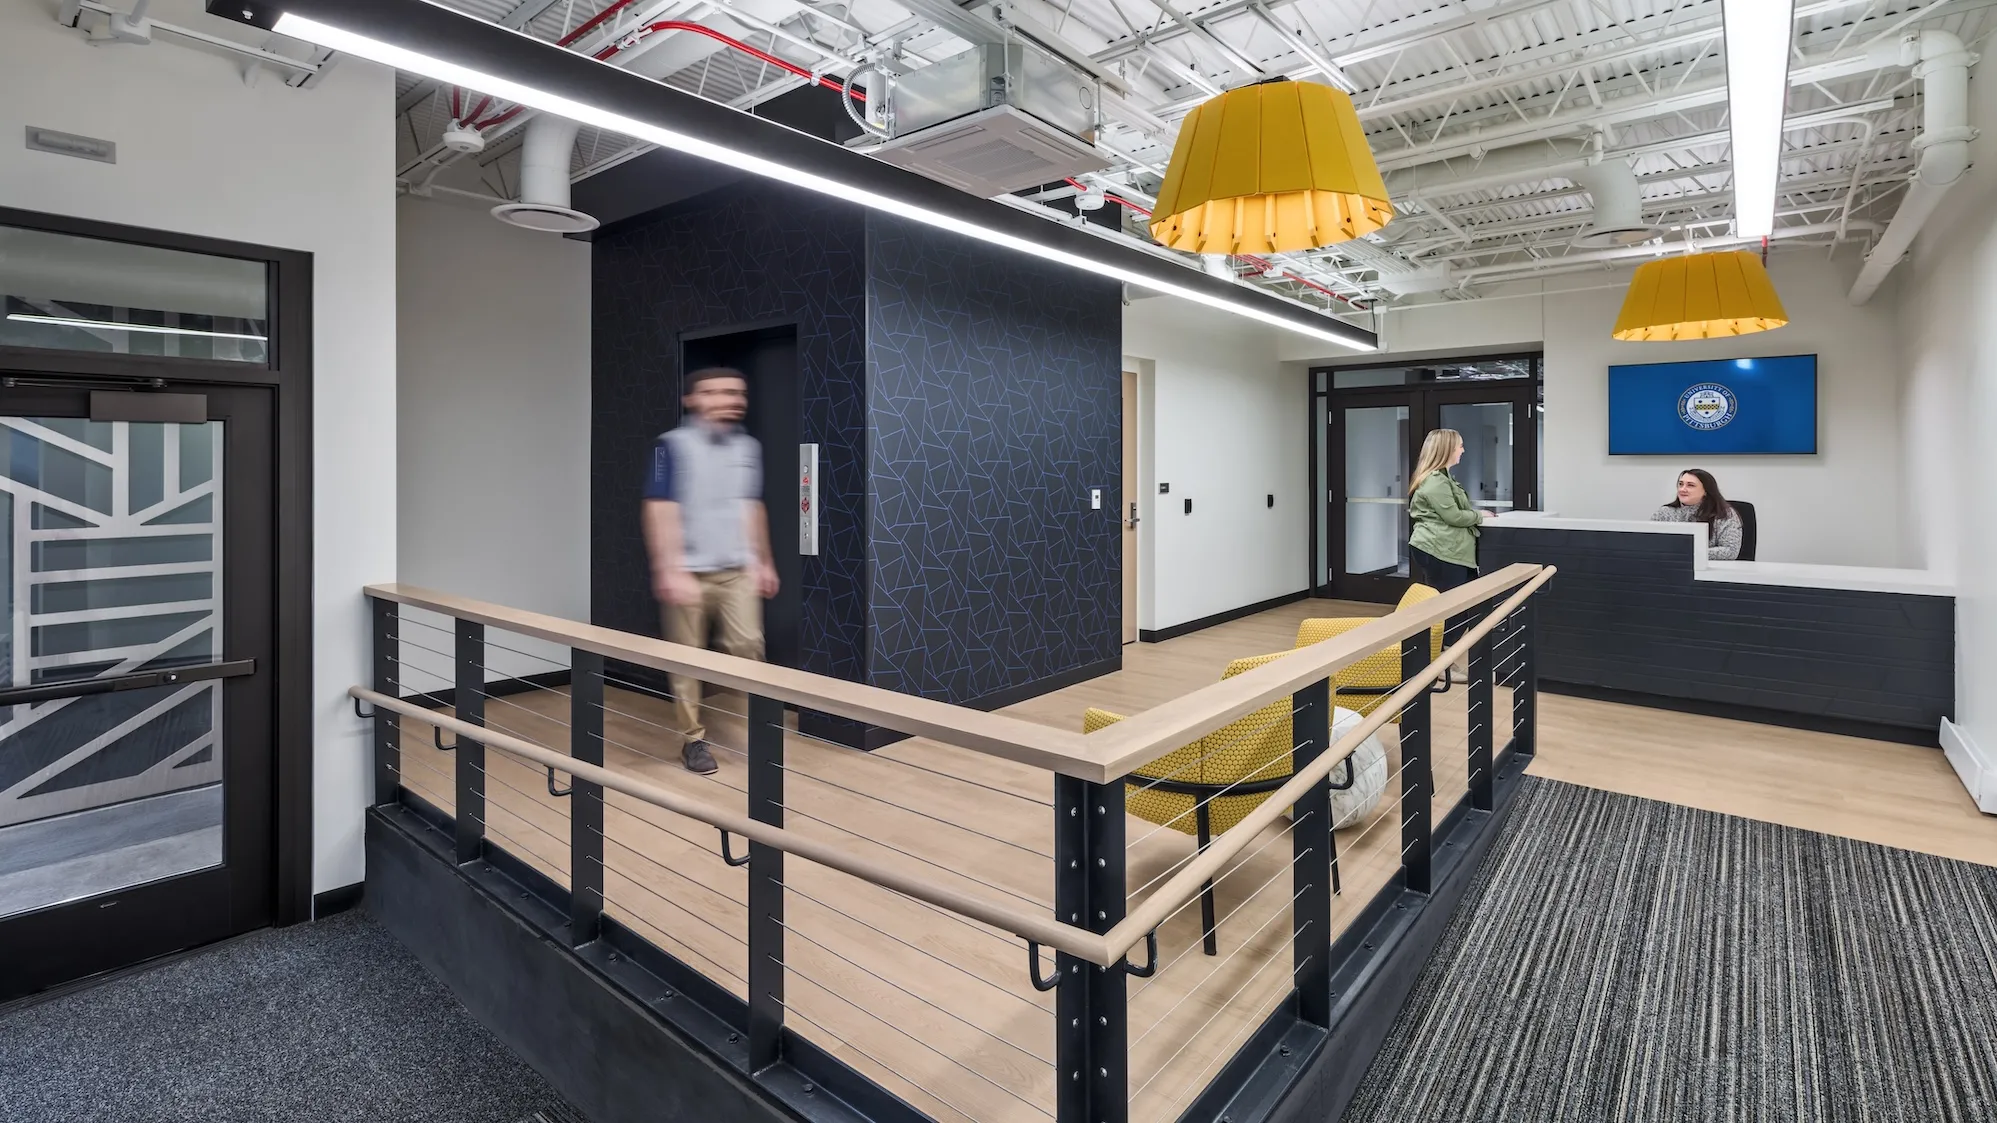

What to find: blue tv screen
left=1607, top=355, right=1818, bottom=455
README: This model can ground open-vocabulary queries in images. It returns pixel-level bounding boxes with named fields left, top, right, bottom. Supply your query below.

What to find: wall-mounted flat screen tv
left=1607, top=354, right=1818, bottom=455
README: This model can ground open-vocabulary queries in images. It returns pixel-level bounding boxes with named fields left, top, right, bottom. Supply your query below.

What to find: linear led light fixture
left=214, top=0, right=1374, bottom=352
left=1722, top=0, right=1795, bottom=239
left=6, top=313, right=269, bottom=341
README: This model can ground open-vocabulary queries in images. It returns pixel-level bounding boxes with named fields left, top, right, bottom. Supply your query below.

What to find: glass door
left=1334, top=402, right=1413, bottom=602
left=1317, top=359, right=1540, bottom=602
left=0, top=382, right=273, bottom=1001
left=1437, top=400, right=1522, bottom=519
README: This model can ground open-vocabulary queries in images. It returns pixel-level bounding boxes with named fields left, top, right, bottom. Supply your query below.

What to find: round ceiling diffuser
left=491, top=202, right=600, bottom=235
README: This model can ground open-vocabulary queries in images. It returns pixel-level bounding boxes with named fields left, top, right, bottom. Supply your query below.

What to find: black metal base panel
left=365, top=803, right=923, bottom=1123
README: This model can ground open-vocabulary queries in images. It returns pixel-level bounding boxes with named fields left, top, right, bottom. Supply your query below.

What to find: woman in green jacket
left=1407, top=428, right=1486, bottom=594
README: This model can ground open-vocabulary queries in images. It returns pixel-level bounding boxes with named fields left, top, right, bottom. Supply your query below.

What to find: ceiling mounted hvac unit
left=866, top=42, right=1109, bottom=198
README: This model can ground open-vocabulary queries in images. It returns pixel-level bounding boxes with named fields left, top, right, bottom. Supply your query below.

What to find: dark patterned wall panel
left=865, top=216, right=1123, bottom=703
left=591, top=184, right=869, bottom=685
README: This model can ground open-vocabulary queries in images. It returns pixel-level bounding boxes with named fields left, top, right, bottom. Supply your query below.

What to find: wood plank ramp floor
left=389, top=596, right=1997, bottom=1122
left=391, top=599, right=1497, bottom=1123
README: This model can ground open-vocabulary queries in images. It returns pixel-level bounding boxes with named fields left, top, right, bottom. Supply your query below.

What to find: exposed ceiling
left=380, top=0, right=1992, bottom=319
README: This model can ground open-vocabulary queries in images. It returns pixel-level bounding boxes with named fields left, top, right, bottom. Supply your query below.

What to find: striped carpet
left=1343, top=777, right=1997, bottom=1123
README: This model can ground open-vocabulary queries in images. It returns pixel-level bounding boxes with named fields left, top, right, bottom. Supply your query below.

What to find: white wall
left=1125, top=295, right=1308, bottom=632
left=0, top=2, right=397, bottom=895
left=1891, top=46, right=1997, bottom=766
left=1284, top=252, right=1911, bottom=567
left=396, top=196, right=592, bottom=682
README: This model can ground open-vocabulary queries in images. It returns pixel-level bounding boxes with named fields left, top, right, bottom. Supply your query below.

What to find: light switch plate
left=1090, top=488, right=1102, bottom=510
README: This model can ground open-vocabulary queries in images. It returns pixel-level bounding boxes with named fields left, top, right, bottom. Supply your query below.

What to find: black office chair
left=1731, top=500, right=1757, bottom=561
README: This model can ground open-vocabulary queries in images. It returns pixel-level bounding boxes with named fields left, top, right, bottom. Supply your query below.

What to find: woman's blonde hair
left=1408, top=428, right=1463, bottom=497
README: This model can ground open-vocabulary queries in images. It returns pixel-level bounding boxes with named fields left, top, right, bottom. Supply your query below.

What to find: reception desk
left=1480, top=514, right=1954, bottom=742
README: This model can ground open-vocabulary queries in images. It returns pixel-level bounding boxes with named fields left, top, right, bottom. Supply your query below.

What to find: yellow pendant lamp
left=1612, top=250, right=1789, bottom=341
left=1151, top=80, right=1393, bottom=256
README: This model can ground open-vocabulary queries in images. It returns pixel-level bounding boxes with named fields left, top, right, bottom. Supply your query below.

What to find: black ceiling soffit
left=208, top=0, right=1377, bottom=350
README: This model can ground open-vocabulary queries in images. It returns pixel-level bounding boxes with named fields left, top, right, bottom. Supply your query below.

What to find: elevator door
left=681, top=324, right=802, bottom=668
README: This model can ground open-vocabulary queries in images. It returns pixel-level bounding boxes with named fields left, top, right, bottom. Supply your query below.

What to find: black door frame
left=1309, top=355, right=1541, bottom=603
left=0, top=206, right=314, bottom=943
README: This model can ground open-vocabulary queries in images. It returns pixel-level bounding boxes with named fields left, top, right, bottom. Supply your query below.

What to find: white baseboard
left=1940, top=718, right=1997, bottom=816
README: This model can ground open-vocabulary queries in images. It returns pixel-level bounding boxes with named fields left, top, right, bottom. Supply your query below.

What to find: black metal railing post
left=1400, top=631, right=1433, bottom=895
left=569, top=650, right=605, bottom=946
left=1290, top=677, right=1333, bottom=1026
left=371, top=596, right=399, bottom=806
left=746, top=692, right=786, bottom=1072
left=1054, top=775, right=1128, bottom=1123
left=454, top=619, right=486, bottom=865
left=1513, top=596, right=1538, bottom=757
left=1468, top=600, right=1495, bottom=812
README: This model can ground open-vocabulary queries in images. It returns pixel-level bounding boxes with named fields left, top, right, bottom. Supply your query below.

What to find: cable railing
left=350, top=562, right=1552, bottom=1123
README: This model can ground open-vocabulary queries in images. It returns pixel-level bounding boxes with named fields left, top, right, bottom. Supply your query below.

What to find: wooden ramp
left=391, top=598, right=1504, bottom=1123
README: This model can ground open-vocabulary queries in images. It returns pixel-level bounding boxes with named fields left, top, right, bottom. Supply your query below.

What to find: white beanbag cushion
left=1329, top=705, right=1390, bottom=829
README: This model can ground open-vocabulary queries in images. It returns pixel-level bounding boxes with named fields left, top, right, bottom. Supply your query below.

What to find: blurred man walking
left=641, top=367, right=778, bottom=774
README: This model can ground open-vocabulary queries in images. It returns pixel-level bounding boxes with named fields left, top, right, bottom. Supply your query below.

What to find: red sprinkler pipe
left=471, top=19, right=864, bottom=131
left=593, top=21, right=862, bottom=101
left=558, top=0, right=645, bottom=47
left=452, top=0, right=643, bottom=121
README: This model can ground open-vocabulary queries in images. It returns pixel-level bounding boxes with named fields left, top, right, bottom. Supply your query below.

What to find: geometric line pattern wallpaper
left=866, top=216, right=1123, bottom=704
left=591, top=185, right=1123, bottom=729
left=591, top=183, right=870, bottom=688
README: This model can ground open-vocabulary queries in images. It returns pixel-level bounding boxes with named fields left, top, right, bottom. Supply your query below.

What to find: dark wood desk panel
left=1481, top=527, right=1954, bottom=735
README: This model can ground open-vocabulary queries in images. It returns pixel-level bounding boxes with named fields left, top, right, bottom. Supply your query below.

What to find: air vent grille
left=868, top=105, right=1109, bottom=198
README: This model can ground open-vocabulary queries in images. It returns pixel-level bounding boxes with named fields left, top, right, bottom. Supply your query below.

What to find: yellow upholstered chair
left=1294, top=583, right=1448, bottom=719
left=1086, top=652, right=1341, bottom=955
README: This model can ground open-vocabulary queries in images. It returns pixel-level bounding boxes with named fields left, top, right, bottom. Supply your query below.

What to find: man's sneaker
left=681, top=739, right=719, bottom=775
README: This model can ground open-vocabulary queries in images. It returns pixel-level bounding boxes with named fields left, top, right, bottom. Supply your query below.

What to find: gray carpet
left=0, top=909, right=579, bottom=1123
left=1344, top=778, right=1997, bottom=1123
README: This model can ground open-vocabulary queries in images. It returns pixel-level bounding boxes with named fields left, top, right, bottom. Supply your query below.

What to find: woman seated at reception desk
left=1649, top=469, right=1743, bottom=560
left=1479, top=498, right=1954, bottom=745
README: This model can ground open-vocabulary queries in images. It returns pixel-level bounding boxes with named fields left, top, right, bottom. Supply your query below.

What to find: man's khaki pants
left=662, top=568, right=764, bottom=744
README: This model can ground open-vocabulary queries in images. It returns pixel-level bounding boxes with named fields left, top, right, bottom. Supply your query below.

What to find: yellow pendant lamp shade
left=1612, top=251, right=1789, bottom=341
left=1150, top=80, right=1393, bottom=256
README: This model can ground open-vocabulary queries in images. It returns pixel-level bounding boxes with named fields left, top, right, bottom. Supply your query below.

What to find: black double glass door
left=1315, top=360, right=1540, bottom=603
left=0, top=381, right=275, bottom=1001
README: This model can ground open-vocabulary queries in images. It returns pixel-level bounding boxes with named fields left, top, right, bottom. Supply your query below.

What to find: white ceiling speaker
left=441, top=121, right=486, bottom=154
left=1570, top=158, right=1662, bottom=249
left=491, top=114, right=598, bottom=234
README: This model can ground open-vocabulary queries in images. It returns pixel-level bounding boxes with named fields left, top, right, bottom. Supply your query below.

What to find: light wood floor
left=390, top=597, right=1993, bottom=1123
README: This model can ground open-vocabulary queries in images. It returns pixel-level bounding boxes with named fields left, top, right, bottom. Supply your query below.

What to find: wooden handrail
left=351, top=685, right=1097, bottom=957
left=352, top=564, right=1555, bottom=966
left=364, top=584, right=1097, bottom=777
left=1096, top=564, right=1555, bottom=960
left=1083, top=563, right=1543, bottom=778
left=363, top=562, right=1543, bottom=783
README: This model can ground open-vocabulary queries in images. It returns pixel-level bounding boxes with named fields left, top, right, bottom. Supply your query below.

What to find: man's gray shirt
left=644, top=419, right=762, bottom=573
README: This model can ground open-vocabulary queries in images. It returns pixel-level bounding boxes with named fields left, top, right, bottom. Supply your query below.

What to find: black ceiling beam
left=210, top=0, right=1376, bottom=350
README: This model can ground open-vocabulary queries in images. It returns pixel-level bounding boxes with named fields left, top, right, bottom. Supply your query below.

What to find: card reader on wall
left=1184, top=498, right=1192, bottom=515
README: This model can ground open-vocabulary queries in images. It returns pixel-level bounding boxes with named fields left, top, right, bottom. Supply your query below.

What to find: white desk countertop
left=1483, top=513, right=1954, bottom=597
